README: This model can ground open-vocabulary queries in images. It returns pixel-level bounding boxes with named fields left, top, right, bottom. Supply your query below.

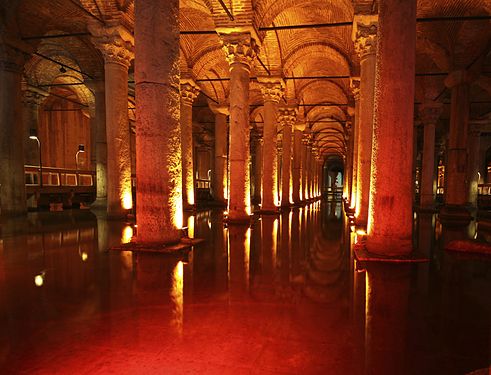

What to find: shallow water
left=0, top=201, right=490, bottom=374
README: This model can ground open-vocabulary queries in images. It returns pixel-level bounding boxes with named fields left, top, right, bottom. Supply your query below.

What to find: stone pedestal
left=134, top=0, right=182, bottom=243
left=210, top=104, right=228, bottom=205
left=353, top=17, right=377, bottom=227
left=221, top=33, right=258, bottom=223
left=367, top=0, right=416, bottom=256
left=258, top=77, right=283, bottom=212
left=0, top=42, right=27, bottom=216
left=279, top=106, right=297, bottom=207
left=418, top=102, right=442, bottom=209
left=89, top=24, right=134, bottom=218
left=180, top=79, right=200, bottom=210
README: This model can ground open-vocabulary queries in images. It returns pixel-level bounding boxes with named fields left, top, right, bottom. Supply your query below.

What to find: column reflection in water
left=417, top=213, right=435, bottom=294
left=252, top=215, right=278, bottom=299
left=134, top=254, right=188, bottom=337
left=278, top=211, right=292, bottom=287
left=228, top=225, right=251, bottom=301
left=365, top=264, right=410, bottom=374
left=211, top=210, right=228, bottom=296
left=290, top=208, right=302, bottom=281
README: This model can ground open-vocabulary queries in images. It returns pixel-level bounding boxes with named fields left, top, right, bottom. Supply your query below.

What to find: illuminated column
left=252, top=131, right=263, bottom=204
left=221, top=32, right=258, bottom=222
left=350, top=78, right=361, bottom=207
left=180, top=78, right=200, bottom=210
left=367, top=0, right=416, bottom=255
left=90, top=24, right=134, bottom=218
left=22, top=87, right=48, bottom=165
left=292, top=124, right=304, bottom=204
left=418, top=102, right=442, bottom=209
left=134, top=0, right=182, bottom=243
left=258, top=77, right=284, bottom=212
left=353, top=17, right=377, bottom=226
left=0, top=42, right=26, bottom=216
left=307, top=140, right=313, bottom=199
left=210, top=104, right=228, bottom=205
left=467, top=123, right=481, bottom=207
left=86, top=80, right=107, bottom=206
left=343, top=120, right=353, bottom=200
left=441, top=70, right=472, bottom=221
left=301, top=132, right=310, bottom=200
left=279, top=106, right=297, bottom=207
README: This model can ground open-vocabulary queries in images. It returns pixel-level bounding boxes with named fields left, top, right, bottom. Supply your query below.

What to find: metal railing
left=25, top=165, right=94, bottom=187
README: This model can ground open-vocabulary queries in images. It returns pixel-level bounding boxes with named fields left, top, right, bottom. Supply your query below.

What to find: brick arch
left=254, top=0, right=352, bottom=29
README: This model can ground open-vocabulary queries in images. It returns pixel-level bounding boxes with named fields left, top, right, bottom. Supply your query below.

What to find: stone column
left=134, top=0, right=182, bottom=243
left=467, top=123, right=481, bottom=207
left=353, top=17, right=377, bottom=226
left=86, top=80, right=107, bottom=206
left=306, top=140, right=313, bottom=199
left=252, top=131, right=263, bottom=204
left=301, top=133, right=310, bottom=200
left=367, top=0, right=416, bottom=256
left=0, top=42, right=26, bottom=216
left=180, top=79, right=200, bottom=210
left=258, top=77, right=284, bottom=212
left=418, top=102, right=442, bottom=209
left=22, top=87, right=48, bottom=166
left=292, top=124, right=305, bottom=204
left=279, top=106, right=297, bottom=207
left=343, top=120, right=353, bottom=200
left=221, top=32, right=258, bottom=223
left=210, top=104, right=228, bottom=206
left=89, top=24, right=134, bottom=218
left=440, top=70, right=472, bottom=222
left=350, top=78, right=361, bottom=207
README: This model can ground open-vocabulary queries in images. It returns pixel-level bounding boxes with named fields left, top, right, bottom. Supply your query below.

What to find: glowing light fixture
left=34, top=271, right=45, bottom=287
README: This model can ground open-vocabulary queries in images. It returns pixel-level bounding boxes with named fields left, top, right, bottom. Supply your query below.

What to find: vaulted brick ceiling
left=3, top=0, right=490, bottom=160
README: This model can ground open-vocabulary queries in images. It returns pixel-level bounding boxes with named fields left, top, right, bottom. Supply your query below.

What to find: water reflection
left=0, top=206, right=490, bottom=374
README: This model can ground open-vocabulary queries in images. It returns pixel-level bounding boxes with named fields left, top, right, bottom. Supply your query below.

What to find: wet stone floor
left=0, top=201, right=490, bottom=374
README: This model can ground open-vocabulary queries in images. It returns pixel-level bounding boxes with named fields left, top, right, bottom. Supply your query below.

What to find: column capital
left=278, top=106, right=298, bottom=128
left=180, top=78, right=200, bottom=106
left=352, top=15, right=378, bottom=58
left=418, top=102, right=443, bottom=125
left=294, top=123, right=306, bottom=132
left=220, top=32, right=259, bottom=70
left=22, top=87, right=49, bottom=107
left=88, top=23, right=134, bottom=68
left=209, top=101, right=230, bottom=116
left=257, top=76, right=285, bottom=103
left=350, top=77, right=361, bottom=100
left=444, top=69, right=478, bottom=88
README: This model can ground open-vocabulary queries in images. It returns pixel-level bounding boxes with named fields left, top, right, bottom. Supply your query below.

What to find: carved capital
left=350, top=77, right=361, bottom=100
left=352, top=15, right=378, bottom=59
left=278, top=106, right=298, bottom=128
left=89, top=23, right=134, bottom=68
left=22, top=88, right=49, bottom=107
left=209, top=102, right=229, bottom=116
left=258, top=76, right=284, bottom=103
left=220, top=32, right=259, bottom=70
left=180, top=79, right=200, bottom=106
left=418, top=102, right=443, bottom=125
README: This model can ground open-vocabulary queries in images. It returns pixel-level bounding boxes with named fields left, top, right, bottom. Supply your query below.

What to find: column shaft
left=262, top=100, right=279, bottom=210
left=213, top=110, right=228, bottom=204
left=181, top=101, right=195, bottom=208
left=467, top=127, right=480, bottom=206
left=351, top=90, right=361, bottom=207
left=91, top=82, right=107, bottom=204
left=253, top=135, right=263, bottom=204
left=367, top=0, right=416, bottom=255
left=420, top=122, right=435, bottom=207
left=355, top=49, right=376, bottom=225
left=0, top=45, right=26, bottom=216
left=135, top=0, right=182, bottom=242
left=292, top=129, right=303, bottom=203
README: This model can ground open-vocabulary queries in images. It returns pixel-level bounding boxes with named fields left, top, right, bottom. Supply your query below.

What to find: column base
left=417, top=205, right=437, bottom=214
left=183, top=204, right=196, bottom=212
left=225, top=215, right=252, bottom=225
left=439, top=205, right=472, bottom=226
left=90, top=198, right=107, bottom=210
left=110, top=237, right=204, bottom=254
left=354, top=241, right=428, bottom=266
left=256, top=208, right=280, bottom=215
